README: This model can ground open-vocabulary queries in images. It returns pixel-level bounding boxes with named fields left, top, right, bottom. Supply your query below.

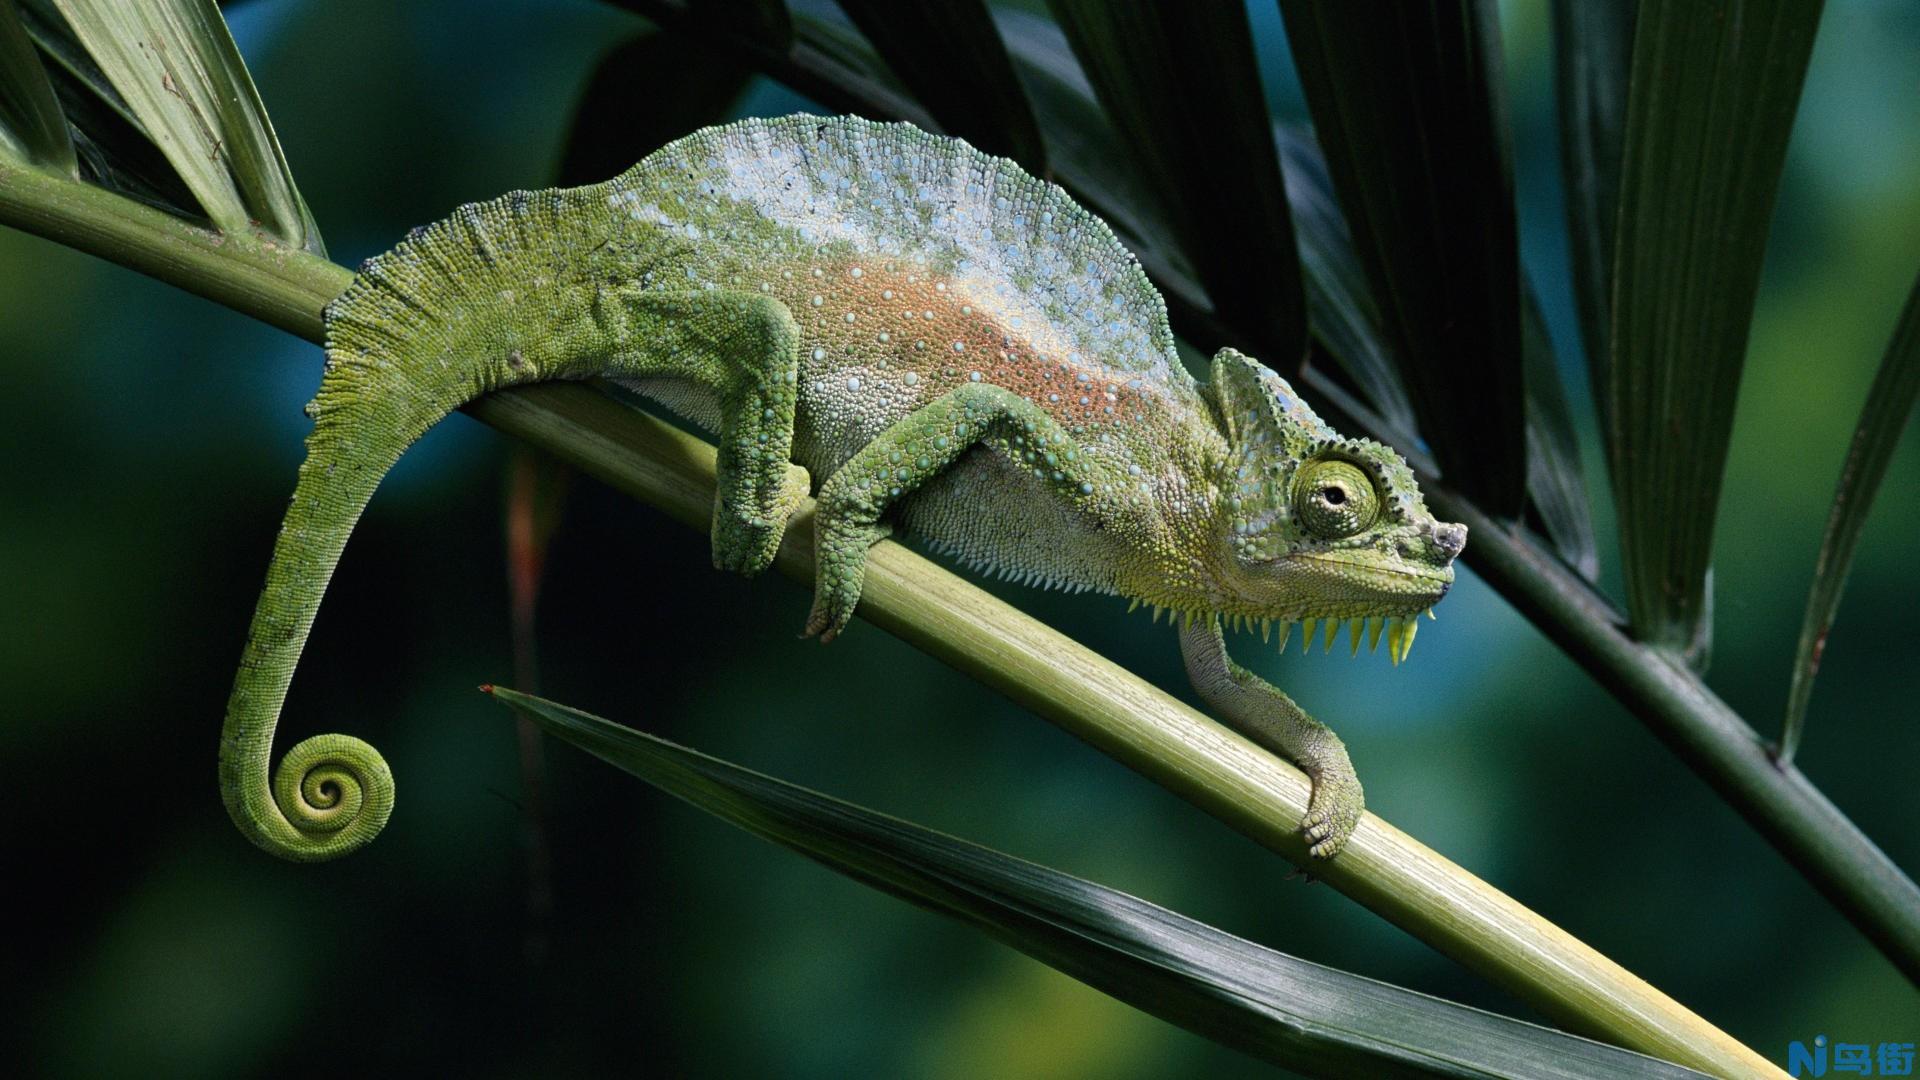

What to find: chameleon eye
left=1294, top=460, right=1379, bottom=539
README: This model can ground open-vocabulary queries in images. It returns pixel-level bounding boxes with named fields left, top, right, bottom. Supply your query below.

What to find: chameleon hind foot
left=712, top=463, right=811, bottom=576
left=802, top=516, right=893, bottom=643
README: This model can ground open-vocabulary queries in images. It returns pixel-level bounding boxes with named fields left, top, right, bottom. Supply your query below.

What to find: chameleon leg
left=1178, top=614, right=1364, bottom=859
left=610, top=289, right=810, bottom=576
left=803, top=384, right=1107, bottom=641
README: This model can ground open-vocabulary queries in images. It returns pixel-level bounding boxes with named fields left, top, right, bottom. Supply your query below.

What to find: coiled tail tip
left=225, top=733, right=395, bottom=863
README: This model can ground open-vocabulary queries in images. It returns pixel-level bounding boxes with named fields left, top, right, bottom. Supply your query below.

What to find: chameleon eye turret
left=1294, top=459, right=1379, bottom=539
left=219, top=115, right=1460, bottom=863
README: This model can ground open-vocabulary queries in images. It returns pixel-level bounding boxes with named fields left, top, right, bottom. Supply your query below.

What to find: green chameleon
left=220, top=114, right=1465, bottom=865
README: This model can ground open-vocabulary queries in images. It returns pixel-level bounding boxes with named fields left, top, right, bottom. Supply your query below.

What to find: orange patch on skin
left=782, top=258, right=1158, bottom=431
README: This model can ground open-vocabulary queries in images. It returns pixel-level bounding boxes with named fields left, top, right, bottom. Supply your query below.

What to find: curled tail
left=221, top=184, right=625, bottom=861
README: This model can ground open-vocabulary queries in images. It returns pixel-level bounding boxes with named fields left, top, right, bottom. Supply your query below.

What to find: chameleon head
left=1203, top=349, right=1465, bottom=657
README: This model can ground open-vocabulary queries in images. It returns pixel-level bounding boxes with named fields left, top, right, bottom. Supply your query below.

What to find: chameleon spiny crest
left=219, top=114, right=1464, bottom=863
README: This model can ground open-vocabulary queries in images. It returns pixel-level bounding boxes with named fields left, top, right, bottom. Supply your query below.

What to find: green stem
left=0, top=158, right=1794, bottom=1076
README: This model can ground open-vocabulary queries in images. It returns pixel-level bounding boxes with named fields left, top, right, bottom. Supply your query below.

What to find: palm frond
left=492, top=685, right=1714, bottom=1080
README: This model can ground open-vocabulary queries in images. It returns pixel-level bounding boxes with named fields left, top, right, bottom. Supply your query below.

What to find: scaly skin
left=219, top=114, right=1464, bottom=863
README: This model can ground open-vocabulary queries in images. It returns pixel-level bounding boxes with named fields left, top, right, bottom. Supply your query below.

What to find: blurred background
left=2, top=0, right=1916, bottom=1076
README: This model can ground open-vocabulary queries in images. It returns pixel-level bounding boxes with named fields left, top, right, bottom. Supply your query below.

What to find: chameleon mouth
left=1131, top=604, right=1439, bottom=665
left=1226, top=610, right=1437, bottom=666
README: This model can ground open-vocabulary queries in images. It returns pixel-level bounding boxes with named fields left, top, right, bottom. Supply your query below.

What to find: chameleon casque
left=220, top=114, right=1465, bottom=864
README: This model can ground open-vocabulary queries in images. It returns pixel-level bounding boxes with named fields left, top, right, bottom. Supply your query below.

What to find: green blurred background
left=3, top=0, right=1916, bottom=1075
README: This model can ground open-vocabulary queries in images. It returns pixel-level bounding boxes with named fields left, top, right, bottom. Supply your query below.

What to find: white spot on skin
left=953, top=341, right=966, bottom=352
left=969, top=372, right=982, bottom=382
left=811, top=295, right=824, bottom=306
left=904, top=372, right=920, bottom=386
left=882, top=289, right=895, bottom=300
left=847, top=376, right=862, bottom=391
left=845, top=313, right=856, bottom=323
left=850, top=267, right=863, bottom=278
left=812, top=348, right=827, bottom=360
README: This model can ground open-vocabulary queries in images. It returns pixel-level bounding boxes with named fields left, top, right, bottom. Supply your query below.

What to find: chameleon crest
left=219, top=114, right=1463, bottom=864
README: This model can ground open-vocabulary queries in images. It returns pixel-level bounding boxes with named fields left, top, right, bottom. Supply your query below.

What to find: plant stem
left=0, top=158, right=1791, bottom=1075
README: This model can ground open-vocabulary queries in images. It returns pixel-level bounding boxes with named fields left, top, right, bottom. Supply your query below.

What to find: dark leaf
left=1275, top=121, right=1417, bottom=439
left=491, top=687, right=1709, bottom=1080
left=1605, top=0, right=1825, bottom=663
left=984, top=8, right=1194, bottom=291
left=1780, top=269, right=1920, bottom=762
left=687, top=0, right=791, bottom=55
left=0, top=0, right=74, bottom=171
left=1550, top=0, right=1634, bottom=418
left=1276, top=0, right=1527, bottom=515
left=835, top=0, right=1045, bottom=171
left=556, top=31, right=754, bottom=186
left=1048, top=0, right=1306, bottom=368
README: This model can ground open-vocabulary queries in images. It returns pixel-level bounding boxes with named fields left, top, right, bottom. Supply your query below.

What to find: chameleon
left=219, top=113, right=1465, bottom=864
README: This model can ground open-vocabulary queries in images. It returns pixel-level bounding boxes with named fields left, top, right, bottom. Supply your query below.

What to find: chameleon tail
left=221, top=187, right=619, bottom=861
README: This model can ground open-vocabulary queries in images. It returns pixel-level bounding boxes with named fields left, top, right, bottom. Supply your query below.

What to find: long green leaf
left=1276, top=0, right=1527, bottom=515
left=0, top=0, right=73, bottom=171
left=834, top=0, right=1045, bottom=171
left=491, top=686, right=1708, bottom=1080
left=1550, top=0, right=1634, bottom=425
left=1780, top=270, right=1920, bottom=762
left=1604, top=0, right=1824, bottom=664
left=39, top=0, right=320, bottom=250
left=1048, top=0, right=1307, bottom=367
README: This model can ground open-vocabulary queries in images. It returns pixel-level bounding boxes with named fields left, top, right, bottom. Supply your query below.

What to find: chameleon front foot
left=712, top=464, right=811, bottom=576
left=1302, top=760, right=1364, bottom=859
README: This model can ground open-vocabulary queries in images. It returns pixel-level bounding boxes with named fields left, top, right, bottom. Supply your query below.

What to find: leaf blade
left=491, top=686, right=1710, bottom=1080
left=556, top=30, right=755, bottom=186
left=1275, top=120, right=1418, bottom=439
left=1780, top=269, right=1920, bottom=761
left=1276, top=0, right=1527, bottom=515
left=0, top=0, right=75, bottom=172
left=1047, top=0, right=1306, bottom=367
left=834, top=0, right=1046, bottom=171
left=1550, top=0, right=1634, bottom=420
left=44, top=0, right=321, bottom=250
left=1604, top=0, right=1825, bottom=662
